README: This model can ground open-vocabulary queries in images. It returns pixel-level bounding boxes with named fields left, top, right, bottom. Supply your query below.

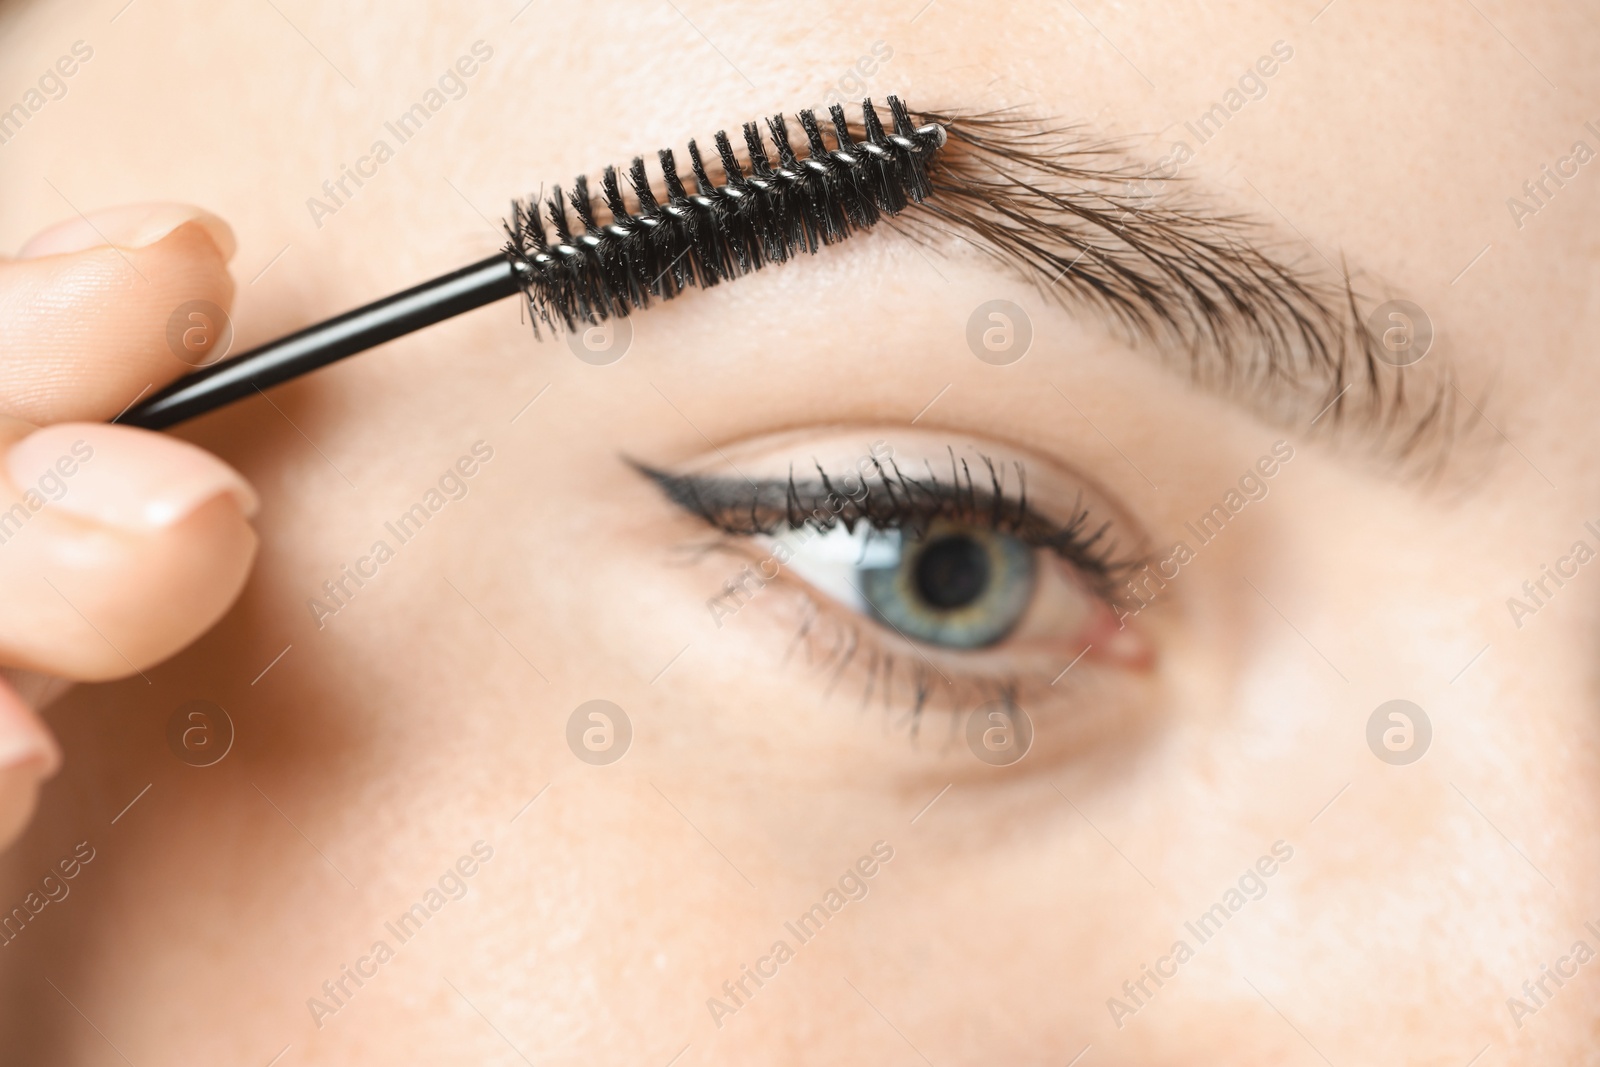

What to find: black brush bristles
left=503, top=96, right=946, bottom=334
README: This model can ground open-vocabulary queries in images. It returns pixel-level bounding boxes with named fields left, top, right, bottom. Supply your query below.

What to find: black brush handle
left=117, top=252, right=529, bottom=430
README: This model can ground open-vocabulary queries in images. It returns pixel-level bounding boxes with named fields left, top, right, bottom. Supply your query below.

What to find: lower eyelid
left=665, top=528, right=1160, bottom=771
left=702, top=526, right=1145, bottom=685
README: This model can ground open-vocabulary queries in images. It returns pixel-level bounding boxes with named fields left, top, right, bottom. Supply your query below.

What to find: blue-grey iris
left=860, top=521, right=1036, bottom=648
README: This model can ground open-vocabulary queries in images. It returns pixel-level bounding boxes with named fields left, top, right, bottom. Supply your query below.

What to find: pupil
left=914, top=535, right=990, bottom=610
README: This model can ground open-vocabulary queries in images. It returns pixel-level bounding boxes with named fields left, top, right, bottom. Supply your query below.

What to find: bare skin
left=0, top=2, right=1596, bottom=1064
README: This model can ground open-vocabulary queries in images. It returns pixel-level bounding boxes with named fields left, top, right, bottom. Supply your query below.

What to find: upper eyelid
left=637, top=459, right=1144, bottom=591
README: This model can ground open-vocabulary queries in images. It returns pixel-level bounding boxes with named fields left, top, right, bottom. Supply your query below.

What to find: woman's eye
left=780, top=520, right=1038, bottom=649
left=639, top=435, right=1148, bottom=673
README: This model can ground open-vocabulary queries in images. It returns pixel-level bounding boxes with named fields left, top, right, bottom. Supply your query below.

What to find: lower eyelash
left=751, top=555, right=1059, bottom=743
left=673, top=522, right=1134, bottom=761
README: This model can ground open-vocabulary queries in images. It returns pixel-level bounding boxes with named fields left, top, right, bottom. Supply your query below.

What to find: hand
left=0, top=203, right=258, bottom=848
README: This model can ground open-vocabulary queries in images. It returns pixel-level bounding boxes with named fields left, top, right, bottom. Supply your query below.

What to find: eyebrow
left=901, top=108, right=1458, bottom=471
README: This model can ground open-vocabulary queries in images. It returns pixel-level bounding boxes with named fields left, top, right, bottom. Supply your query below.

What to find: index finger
left=0, top=203, right=236, bottom=424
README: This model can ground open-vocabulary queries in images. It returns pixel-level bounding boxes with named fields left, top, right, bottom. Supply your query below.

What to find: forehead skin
left=1, top=1, right=1599, bottom=1065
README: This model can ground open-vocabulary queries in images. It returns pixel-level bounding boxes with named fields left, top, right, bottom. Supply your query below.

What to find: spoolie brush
left=118, top=96, right=946, bottom=430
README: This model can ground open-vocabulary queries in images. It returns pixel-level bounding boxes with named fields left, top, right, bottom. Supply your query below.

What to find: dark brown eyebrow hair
left=901, top=107, right=1460, bottom=474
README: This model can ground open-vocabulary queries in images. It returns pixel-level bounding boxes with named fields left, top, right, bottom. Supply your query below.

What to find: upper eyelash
left=637, top=452, right=1142, bottom=594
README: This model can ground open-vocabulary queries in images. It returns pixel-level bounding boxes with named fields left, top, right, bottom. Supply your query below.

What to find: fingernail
left=0, top=738, right=57, bottom=777
left=6, top=423, right=258, bottom=532
left=0, top=674, right=60, bottom=777
left=18, top=203, right=236, bottom=262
